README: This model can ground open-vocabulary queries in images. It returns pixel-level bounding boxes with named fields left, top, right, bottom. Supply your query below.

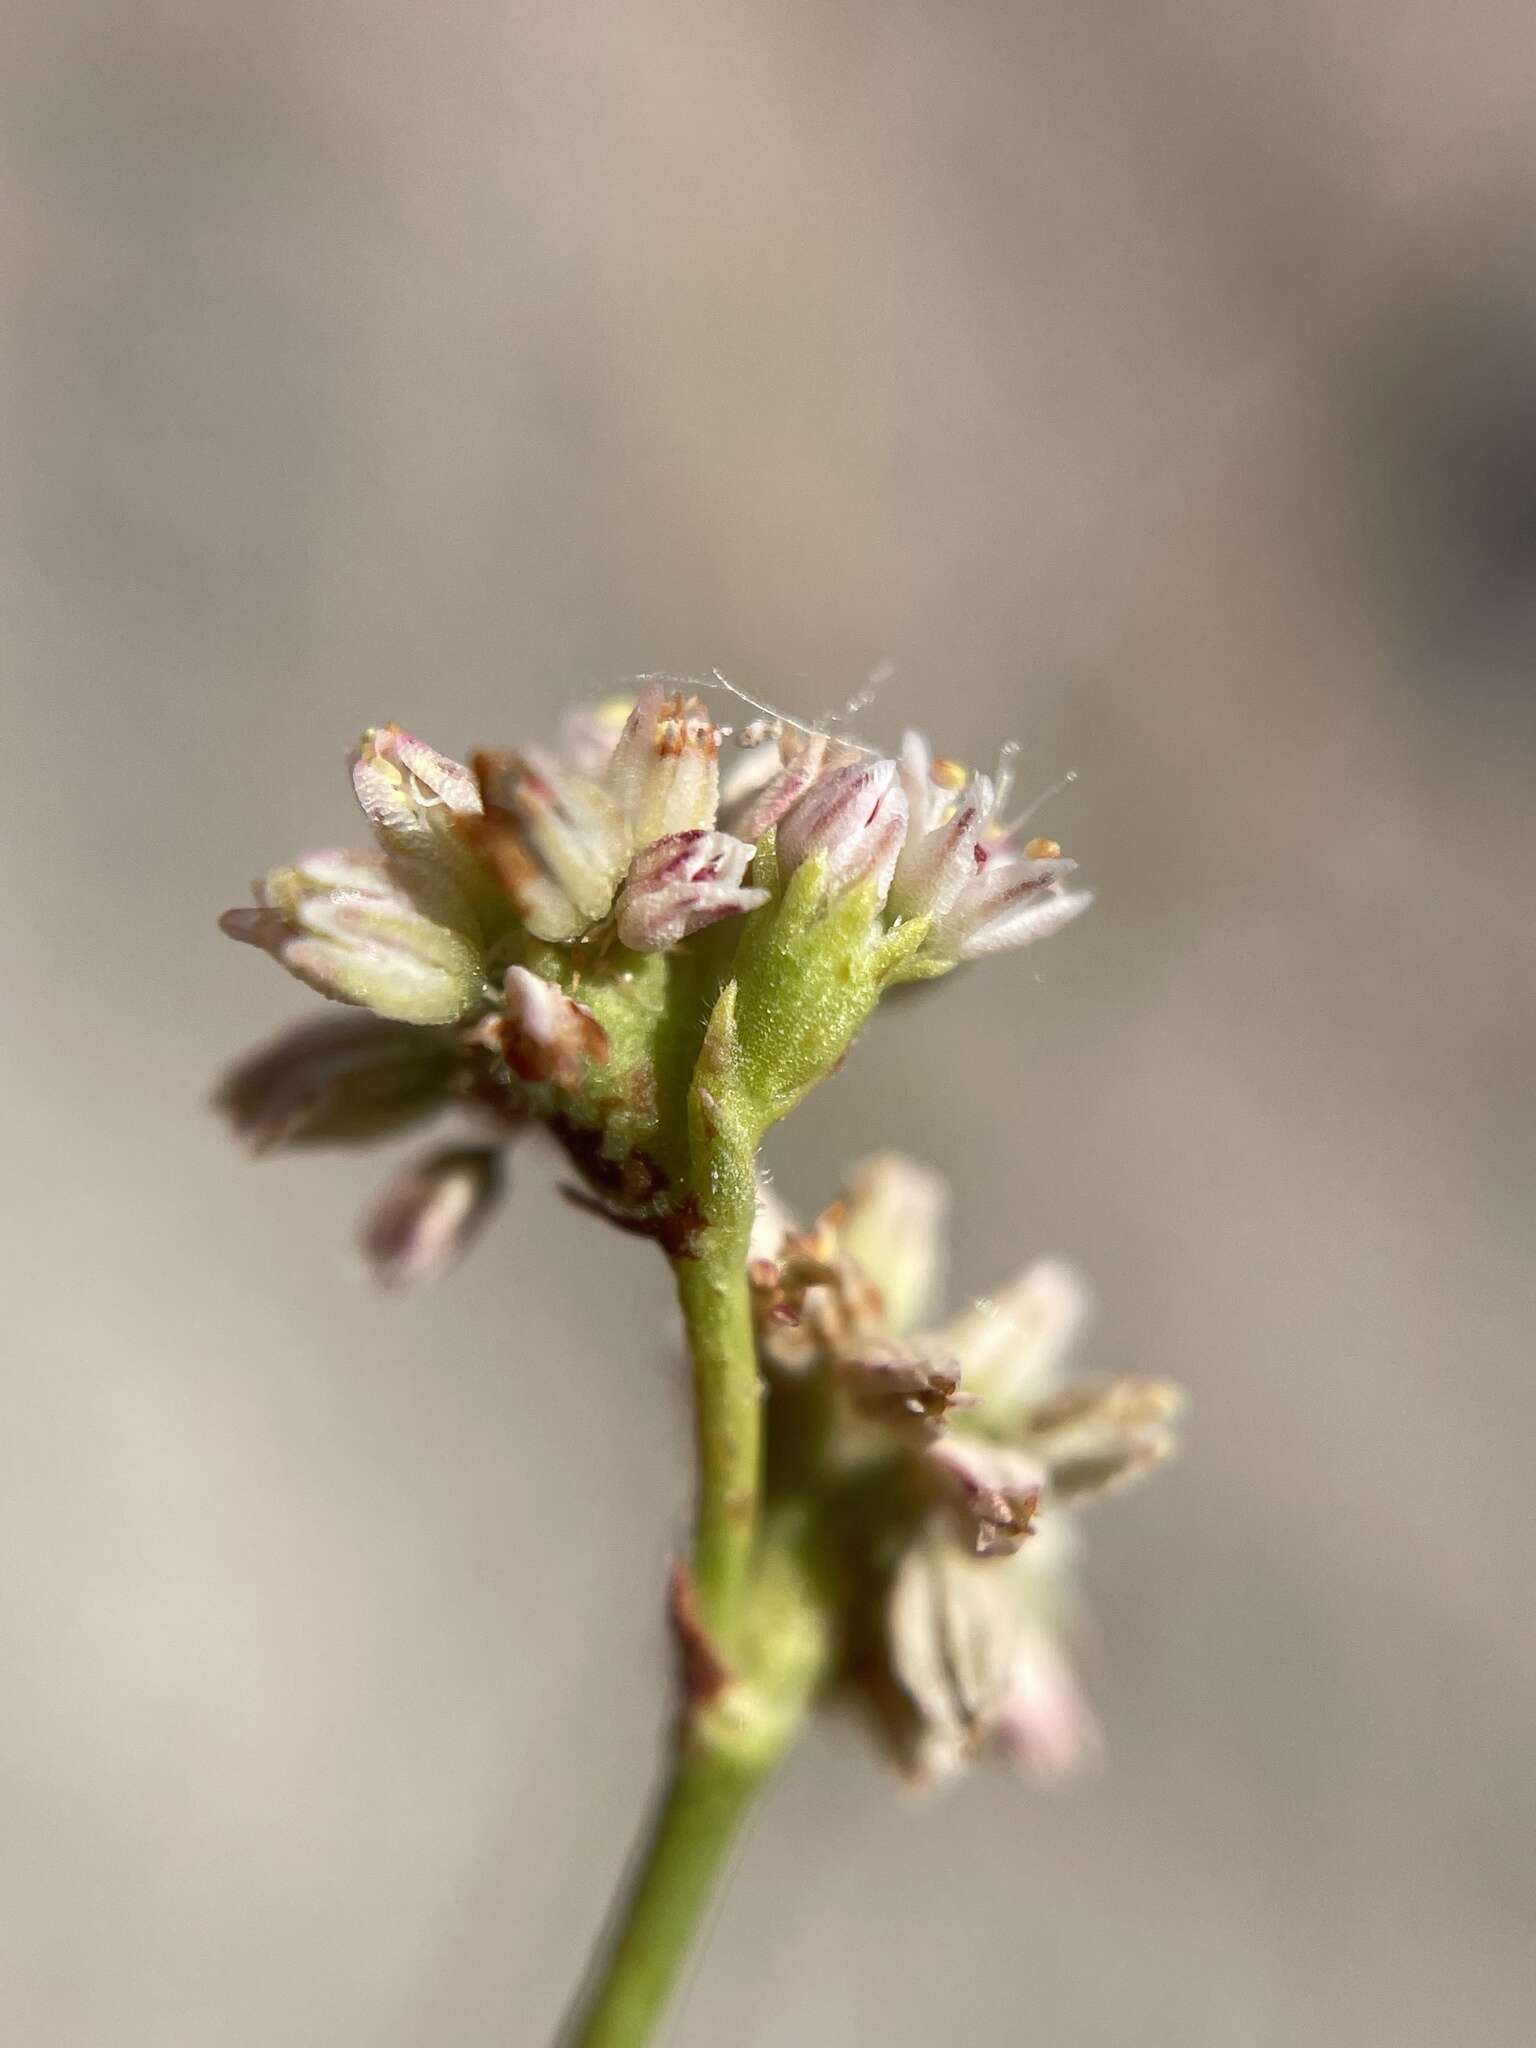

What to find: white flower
left=221, top=850, right=486, bottom=1025
left=888, top=1513, right=1100, bottom=1785
left=464, top=686, right=764, bottom=950
left=890, top=731, right=1092, bottom=963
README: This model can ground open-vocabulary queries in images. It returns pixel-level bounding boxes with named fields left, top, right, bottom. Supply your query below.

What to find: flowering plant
left=216, top=684, right=1176, bottom=2046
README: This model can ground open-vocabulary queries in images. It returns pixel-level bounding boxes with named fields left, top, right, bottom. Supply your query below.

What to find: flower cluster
left=748, top=1155, right=1180, bottom=1784
left=218, top=686, right=1092, bottom=1277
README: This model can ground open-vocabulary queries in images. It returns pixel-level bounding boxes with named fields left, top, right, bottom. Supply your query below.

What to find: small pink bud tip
left=359, top=1143, right=504, bottom=1289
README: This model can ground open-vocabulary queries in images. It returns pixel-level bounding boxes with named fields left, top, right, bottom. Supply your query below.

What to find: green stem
left=558, top=1733, right=771, bottom=2048
left=671, top=1238, right=760, bottom=1650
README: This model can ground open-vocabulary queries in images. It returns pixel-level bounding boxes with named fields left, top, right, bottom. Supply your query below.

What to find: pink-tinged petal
left=994, top=1628, right=1104, bottom=1780
left=604, top=686, right=722, bottom=843
left=359, top=1144, right=504, bottom=1289
left=496, top=965, right=611, bottom=1087
left=962, top=849, right=1078, bottom=918
left=927, top=1437, right=1046, bottom=1557
left=214, top=1013, right=458, bottom=1152
left=616, top=879, right=768, bottom=951
left=729, top=728, right=836, bottom=840
left=889, top=775, right=993, bottom=922
left=221, top=851, right=487, bottom=1024
left=951, top=884, right=1093, bottom=960
left=351, top=724, right=481, bottom=858
left=614, top=830, right=766, bottom=950
left=776, top=757, right=909, bottom=906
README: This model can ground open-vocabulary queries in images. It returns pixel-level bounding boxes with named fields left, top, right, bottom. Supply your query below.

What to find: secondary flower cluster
left=218, top=686, right=1092, bottom=1279
left=748, top=1154, right=1180, bottom=1784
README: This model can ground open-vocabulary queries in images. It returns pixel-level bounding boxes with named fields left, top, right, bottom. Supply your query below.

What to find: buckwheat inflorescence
left=214, top=682, right=1172, bottom=2048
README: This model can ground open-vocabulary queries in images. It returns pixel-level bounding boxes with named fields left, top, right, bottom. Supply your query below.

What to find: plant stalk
left=671, top=1240, right=760, bottom=1650
left=557, top=1731, right=772, bottom=2048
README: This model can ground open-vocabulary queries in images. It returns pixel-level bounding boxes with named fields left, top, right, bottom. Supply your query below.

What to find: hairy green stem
left=558, top=1158, right=833, bottom=2048
left=671, top=1238, right=760, bottom=1649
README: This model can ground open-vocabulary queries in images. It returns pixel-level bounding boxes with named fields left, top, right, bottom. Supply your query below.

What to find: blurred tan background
left=4, top=3, right=1534, bottom=2043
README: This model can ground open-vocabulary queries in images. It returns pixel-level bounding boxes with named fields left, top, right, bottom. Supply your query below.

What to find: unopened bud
left=220, top=851, right=486, bottom=1025
left=496, top=965, right=611, bottom=1087
left=614, top=830, right=768, bottom=952
left=464, top=751, right=629, bottom=944
left=775, top=758, right=909, bottom=907
left=358, top=1143, right=504, bottom=1289
left=605, top=686, right=722, bottom=845
left=214, top=1013, right=458, bottom=1153
left=350, top=724, right=482, bottom=861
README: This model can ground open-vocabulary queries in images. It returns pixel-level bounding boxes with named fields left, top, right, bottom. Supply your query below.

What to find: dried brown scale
left=667, top=1562, right=734, bottom=1707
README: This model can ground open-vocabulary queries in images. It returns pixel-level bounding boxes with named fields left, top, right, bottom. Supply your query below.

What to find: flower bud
left=726, top=727, right=859, bottom=841
left=775, top=758, right=909, bottom=906
left=350, top=724, right=482, bottom=864
left=464, top=750, right=629, bottom=944
left=220, top=851, right=486, bottom=1025
left=605, top=686, right=722, bottom=845
left=214, top=1013, right=459, bottom=1153
left=496, top=965, right=611, bottom=1088
left=358, top=1143, right=504, bottom=1289
left=614, top=830, right=768, bottom=952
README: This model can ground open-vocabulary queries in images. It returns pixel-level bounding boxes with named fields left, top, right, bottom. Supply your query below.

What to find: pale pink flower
left=890, top=731, right=1092, bottom=963
left=775, top=757, right=909, bottom=907
left=615, top=830, right=769, bottom=951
